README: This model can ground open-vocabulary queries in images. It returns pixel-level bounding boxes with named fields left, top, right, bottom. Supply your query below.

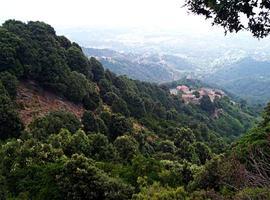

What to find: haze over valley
left=61, top=27, right=270, bottom=104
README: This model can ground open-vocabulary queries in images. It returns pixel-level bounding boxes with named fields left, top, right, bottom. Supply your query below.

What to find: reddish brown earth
left=16, top=80, right=84, bottom=126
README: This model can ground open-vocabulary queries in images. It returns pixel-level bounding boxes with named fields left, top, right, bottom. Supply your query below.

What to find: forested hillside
left=0, top=20, right=268, bottom=199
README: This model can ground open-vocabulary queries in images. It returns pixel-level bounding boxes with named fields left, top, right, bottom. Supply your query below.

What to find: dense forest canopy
left=0, top=20, right=269, bottom=199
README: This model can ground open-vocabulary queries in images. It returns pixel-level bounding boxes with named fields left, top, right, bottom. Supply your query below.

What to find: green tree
left=103, top=92, right=119, bottom=106
left=0, top=82, right=23, bottom=140
left=67, top=45, right=92, bottom=79
left=200, top=95, right=215, bottom=113
left=112, top=98, right=130, bottom=117
left=89, top=133, right=117, bottom=161
left=124, top=91, right=146, bottom=118
left=0, top=71, right=18, bottom=99
left=90, top=57, right=105, bottom=82
left=83, top=91, right=101, bottom=111
left=132, top=182, right=188, bottom=200
left=157, top=140, right=176, bottom=154
left=48, top=129, right=91, bottom=157
left=174, top=127, right=196, bottom=147
left=30, top=110, right=81, bottom=139
left=56, top=154, right=134, bottom=200
left=65, top=71, right=93, bottom=102
left=114, top=135, right=139, bottom=162
left=192, top=142, right=212, bottom=165
left=185, top=0, right=270, bottom=38
left=0, top=28, right=23, bottom=75
left=109, top=114, right=133, bottom=141
left=82, top=111, right=99, bottom=133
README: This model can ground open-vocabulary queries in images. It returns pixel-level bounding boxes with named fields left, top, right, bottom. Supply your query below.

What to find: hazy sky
left=0, top=0, right=216, bottom=31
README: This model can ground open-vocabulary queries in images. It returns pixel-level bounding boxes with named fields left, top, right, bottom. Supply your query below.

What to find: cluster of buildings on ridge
left=170, top=85, right=225, bottom=104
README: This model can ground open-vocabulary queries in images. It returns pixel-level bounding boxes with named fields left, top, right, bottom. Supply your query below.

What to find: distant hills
left=83, top=47, right=196, bottom=83
left=203, top=57, right=270, bottom=105
left=83, top=47, right=270, bottom=105
left=83, top=47, right=270, bottom=104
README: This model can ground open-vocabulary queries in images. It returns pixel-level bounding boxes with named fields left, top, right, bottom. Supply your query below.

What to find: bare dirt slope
left=16, top=80, right=84, bottom=126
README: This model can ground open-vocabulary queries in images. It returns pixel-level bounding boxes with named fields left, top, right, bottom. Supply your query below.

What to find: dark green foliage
left=200, top=95, right=215, bottom=113
left=185, top=0, right=270, bottom=38
left=123, top=91, right=146, bottom=117
left=64, top=71, right=92, bottom=102
left=109, top=114, right=133, bottom=141
left=90, top=57, right=105, bottom=82
left=56, top=35, right=72, bottom=49
left=157, top=140, right=176, bottom=154
left=82, top=111, right=99, bottom=133
left=129, top=155, right=162, bottom=186
left=29, top=110, right=81, bottom=139
left=0, top=71, right=18, bottom=99
left=103, top=92, right=119, bottom=106
left=96, top=117, right=108, bottom=135
left=88, top=133, right=117, bottom=161
left=192, top=142, right=212, bottom=165
left=0, top=27, right=23, bottom=76
left=153, top=103, right=167, bottom=119
left=67, top=45, right=92, bottom=78
left=0, top=20, right=93, bottom=104
left=98, top=78, right=113, bottom=95
left=56, top=154, right=134, bottom=200
left=83, top=91, right=101, bottom=111
left=6, top=163, right=63, bottom=199
left=111, top=97, right=130, bottom=116
left=48, top=129, right=91, bottom=157
left=114, top=135, right=139, bottom=162
left=100, top=111, right=112, bottom=127
left=0, top=20, right=264, bottom=199
left=174, top=127, right=195, bottom=146
left=0, top=82, right=23, bottom=139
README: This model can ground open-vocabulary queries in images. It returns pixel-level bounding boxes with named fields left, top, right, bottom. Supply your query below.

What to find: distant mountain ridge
left=203, top=57, right=270, bottom=105
left=83, top=47, right=196, bottom=83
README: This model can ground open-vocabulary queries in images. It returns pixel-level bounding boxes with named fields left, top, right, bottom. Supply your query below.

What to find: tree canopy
left=185, top=0, right=270, bottom=38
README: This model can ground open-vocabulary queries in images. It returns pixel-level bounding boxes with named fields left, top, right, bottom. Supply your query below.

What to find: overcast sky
left=0, top=0, right=217, bottom=31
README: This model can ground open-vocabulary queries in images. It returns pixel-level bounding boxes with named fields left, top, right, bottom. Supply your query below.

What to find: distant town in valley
left=170, top=84, right=225, bottom=104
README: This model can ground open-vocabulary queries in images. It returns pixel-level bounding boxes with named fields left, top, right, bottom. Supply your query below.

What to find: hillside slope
left=0, top=20, right=261, bottom=199
left=17, top=80, right=84, bottom=126
left=204, top=57, right=270, bottom=105
left=83, top=47, right=196, bottom=82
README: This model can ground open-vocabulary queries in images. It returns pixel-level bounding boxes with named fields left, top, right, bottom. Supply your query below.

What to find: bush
left=90, top=57, right=105, bottom=82
left=132, top=182, right=188, bottom=200
left=0, top=82, right=23, bottom=139
left=109, top=114, right=133, bottom=141
left=82, top=111, right=99, bottom=133
left=112, top=98, right=130, bottom=117
left=56, top=154, right=134, bottom=200
left=65, top=71, right=92, bottom=102
left=235, top=187, right=270, bottom=200
left=114, top=135, right=139, bottom=162
left=0, top=71, right=18, bottom=99
left=30, top=110, right=81, bottom=139
left=67, top=45, right=92, bottom=79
